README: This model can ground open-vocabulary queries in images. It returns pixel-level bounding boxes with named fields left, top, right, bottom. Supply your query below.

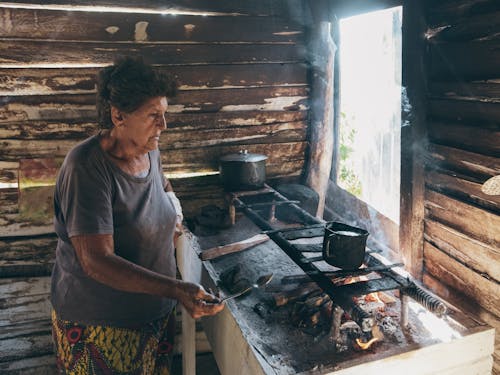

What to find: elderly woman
left=50, top=57, right=224, bottom=374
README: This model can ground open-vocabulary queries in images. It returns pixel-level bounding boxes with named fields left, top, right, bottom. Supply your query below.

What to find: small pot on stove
left=322, top=222, right=369, bottom=270
left=219, top=150, right=267, bottom=191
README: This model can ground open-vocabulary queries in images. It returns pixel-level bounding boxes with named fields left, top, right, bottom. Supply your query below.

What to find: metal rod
left=403, top=283, right=447, bottom=317
left=400, top=293, right=409, bottom=329
left=234, top=200, right=301, bottom=209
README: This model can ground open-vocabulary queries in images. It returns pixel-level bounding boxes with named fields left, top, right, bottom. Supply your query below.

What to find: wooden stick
left=199, top=233, right=270, bottom=261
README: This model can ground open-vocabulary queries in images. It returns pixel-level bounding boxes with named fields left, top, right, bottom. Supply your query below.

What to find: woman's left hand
left=178, top=282, right=225, bottom=319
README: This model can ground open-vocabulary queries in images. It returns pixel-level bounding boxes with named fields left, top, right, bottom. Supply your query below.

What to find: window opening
left=337, top=6, right=402, bottom=223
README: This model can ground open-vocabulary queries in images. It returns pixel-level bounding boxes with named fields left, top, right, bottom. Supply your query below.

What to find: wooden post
left=176, top=231, right=202, bottom=375
left=305, top=18, right=336, bottom=219
left=400, top=0, right=427, bottom=280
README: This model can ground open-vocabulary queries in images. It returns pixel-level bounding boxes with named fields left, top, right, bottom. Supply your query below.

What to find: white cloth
left=166, top=191, right=183, bottom=224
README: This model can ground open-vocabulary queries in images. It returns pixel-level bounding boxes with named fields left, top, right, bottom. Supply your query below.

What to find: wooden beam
left=425, top=189, right=500, bottom=247
left=427, top=143, right=500, bottom=180
left=0, top=64, right=308, bottom=95
left=0, top=41, right=305, bottom=67
left=425, top=169, right=500, bottom=212
left=0, top=8, right=302, bottom=43
left=424, top=219, right=500, bottom=283
left=429, top=40, right=500, bottom=81
left=424, top=241, right=500, bottom=317
left=0, top=0, right=294, bottom=16
left=400, top=0, right=427, bottom=280
left=304, top=21, right=335, bottom=218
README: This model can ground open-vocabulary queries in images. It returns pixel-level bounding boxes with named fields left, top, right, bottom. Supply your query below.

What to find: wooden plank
left=0, top=294, right=51, bottom=326
left=425, top=0, right=500, bottom=26
left=0, top=112, right=307, bottom=140
left=0, top=0, right=293, bottom=16
left=424, top=241, right=500, bottom=317
left=165, top=121, right=306, bottom=149
left=427, top=143, right=500, bottom=179
left=424, top=219, right=500, bottom=283
left=426, top=10, right=500, bottom=42
left=0, top=277, right=50, bottom=299
left=429, top=81, right=500, bottom=100
left=0, top=329, right=53, bottom=362
left=429, top=40, right=500, bottom=80
left=425, top=189, right=500, bottom=248
left=0, top=8, right=302, bottom=42
left=428, top=98, right=500, bottom=126
left=162, top=141, right=307, bottom=174
left=424, top=273, right=500, bottom=375
left=0, top=120, right=98, bottom=140
left=0, top=354, right=56, bottom=375
left=0, top=41, right=305, bottom=67
left=175, top=231, right=201, bottom=375
left=427, top=119, right=500, bottom=156
left=0, top=86, right=308, bottom=123
left=0, top=188, right=18, bottom=214
left=0, top=161, right=18, bottom=183
left=0, top=64, right=307, bottom=95
left=425, top=169, right=500, bottom=212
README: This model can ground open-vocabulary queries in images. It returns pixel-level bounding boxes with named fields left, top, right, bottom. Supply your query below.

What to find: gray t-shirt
left=51, top=135, right=177, bottom=327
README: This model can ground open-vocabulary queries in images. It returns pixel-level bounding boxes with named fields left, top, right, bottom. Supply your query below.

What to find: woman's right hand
left=178, top=282, right=225, bottom=319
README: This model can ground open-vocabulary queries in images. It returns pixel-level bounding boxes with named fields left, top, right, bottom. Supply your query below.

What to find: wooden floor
left=171, top=353, right=221, bottom=375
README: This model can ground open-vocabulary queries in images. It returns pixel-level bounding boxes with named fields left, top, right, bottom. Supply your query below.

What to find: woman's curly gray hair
left=96, top=56, right=177, bottom=129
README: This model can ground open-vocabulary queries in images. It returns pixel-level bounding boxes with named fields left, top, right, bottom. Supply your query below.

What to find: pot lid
left=220, top=149, right=267, bottom=162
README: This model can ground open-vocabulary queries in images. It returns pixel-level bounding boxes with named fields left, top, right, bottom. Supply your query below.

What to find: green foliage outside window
left=338, top=112, right=362, bottom=197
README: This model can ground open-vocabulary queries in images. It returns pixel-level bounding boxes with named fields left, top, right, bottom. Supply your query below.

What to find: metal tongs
left=221, top=273, right=273, bottom=302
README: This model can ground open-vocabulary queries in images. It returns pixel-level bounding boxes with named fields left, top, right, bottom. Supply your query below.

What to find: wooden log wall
left=0, top=1, right=309, bottom=372
left=423, top=1, right=500, bottom=373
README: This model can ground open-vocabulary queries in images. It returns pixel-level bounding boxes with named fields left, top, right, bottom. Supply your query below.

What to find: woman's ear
left=110, top=106, right=125, bottom=127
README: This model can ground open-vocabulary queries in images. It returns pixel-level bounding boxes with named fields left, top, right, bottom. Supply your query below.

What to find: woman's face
left=114, top=96, right=168, bottom=153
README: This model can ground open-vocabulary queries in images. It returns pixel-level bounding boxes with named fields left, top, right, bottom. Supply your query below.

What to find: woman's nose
left=158, top=115, right=167, bottom=130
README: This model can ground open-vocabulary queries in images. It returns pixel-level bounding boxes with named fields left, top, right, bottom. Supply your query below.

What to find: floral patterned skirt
left=51, top=309, right=175, bottom=375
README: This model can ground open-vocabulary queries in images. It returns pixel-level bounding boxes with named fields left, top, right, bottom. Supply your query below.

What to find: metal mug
left=322, top=222, right=369, bottom=270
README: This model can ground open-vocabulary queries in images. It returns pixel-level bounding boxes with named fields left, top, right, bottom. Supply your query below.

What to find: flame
left=355, top=336, right=380, bottom=350
left=355, top=325, right=384, bottom=350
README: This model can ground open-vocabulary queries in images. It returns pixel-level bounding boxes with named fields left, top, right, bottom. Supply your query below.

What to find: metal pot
left=322, top=222, right=369, bottom=270
left=219, top=150, right=267, bottom=191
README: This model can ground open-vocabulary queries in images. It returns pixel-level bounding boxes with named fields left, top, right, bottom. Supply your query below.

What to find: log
left=427, top=120, right=500, bottom=156
left=0, top=188, right=18, bottom=215
left=0, top=86, right=308, bottom=123
left=0, top=0, right=293, bottom=17
left=0, top=64, right=307, bottom=95
left=425, top=169, right=500, bottom=212
left=0, top=8, right=302, bottom=43
left=200, top=234, right=270, bottom=261
left=429, top=81, right=500, bottom=100
left=162, top=142, right=307, bottom=174
left=423, top=241, right=500, bottom=317
left=0, top=112, right=307, bottom=140
left=399, top=0, right=427, bottom=280
left=0, top=41, right=304, bottom=67
left=424, top=219, right=500, bottom=283
left=304, top=21, right=335, bottom=218
left=427, top=143, right=500, bottom=180
left=429, top=40, right=500, bottom=80
left=425, top=189, right=500, bottom=247
left=273, top=282, right=320, bottom=306
left=425, top=0, right=500, bottom=26
left=426, top=10, right=500, bottom=42
left=164, top=121, right=306, bottom=149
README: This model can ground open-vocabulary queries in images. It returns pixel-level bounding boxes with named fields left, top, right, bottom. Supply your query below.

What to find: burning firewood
left=273, top=282, right=320, bottom=306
